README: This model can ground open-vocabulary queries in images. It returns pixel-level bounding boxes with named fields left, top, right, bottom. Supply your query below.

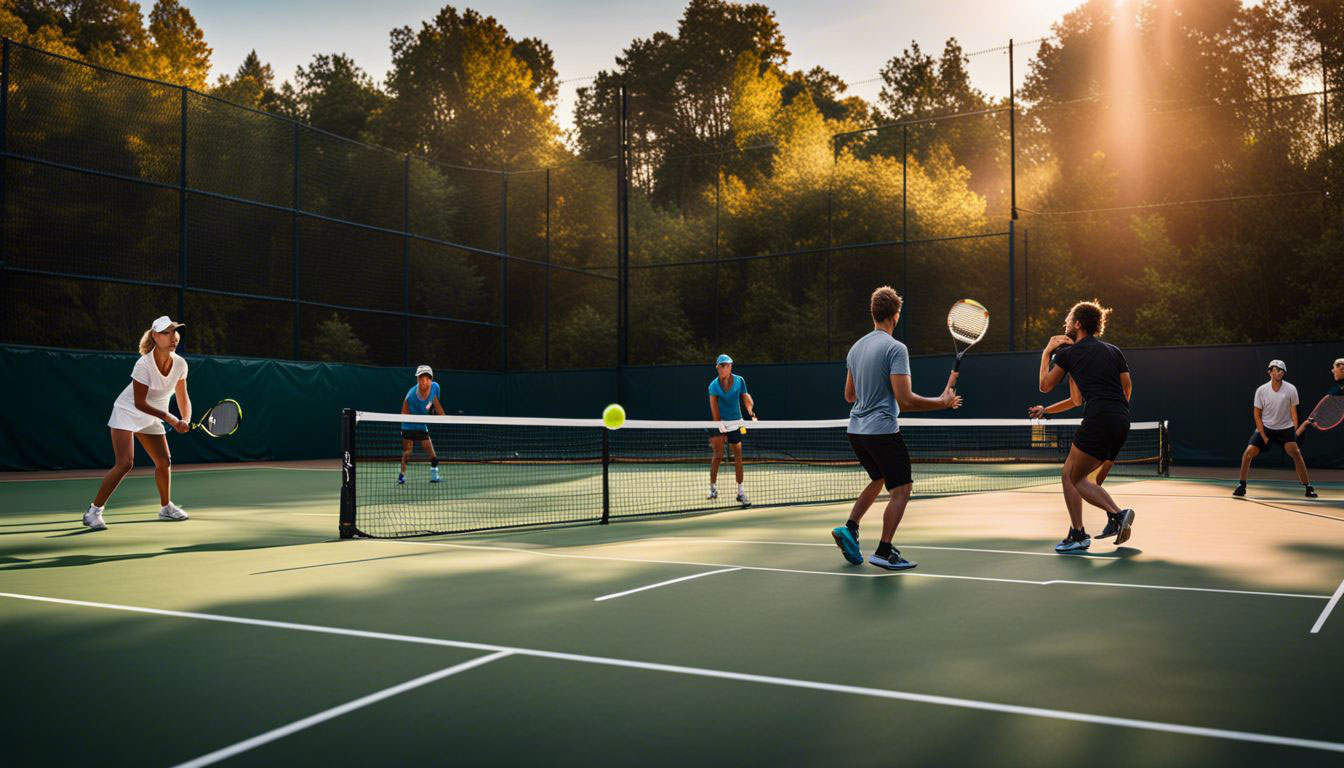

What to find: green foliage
left=303, top=313, right=370, bottom=364
left=379, top=6, right=559, bottom=168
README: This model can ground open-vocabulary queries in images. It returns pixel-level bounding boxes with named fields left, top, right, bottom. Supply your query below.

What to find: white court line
left=1310, top=577, right=1344, bottom=634
left=594, top=567, right=741, bottom=602
left=374, top=539, right=1330, bottom=600
left=173, top=651, right=511, bottom=768
left=3, top=591, right=1341, bottom=755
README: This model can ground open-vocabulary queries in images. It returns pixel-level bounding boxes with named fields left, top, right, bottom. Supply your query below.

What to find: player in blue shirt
left=400, top=364, right=446, bottom=484
left=707, top=354, right=757, bottom=504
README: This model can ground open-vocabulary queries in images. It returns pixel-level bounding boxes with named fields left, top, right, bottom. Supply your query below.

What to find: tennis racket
left=191, top=399, right=243, bottom=437
left=1303, top=395, right=1344, bottom=431
left=947, top=299, right=990, bottom=372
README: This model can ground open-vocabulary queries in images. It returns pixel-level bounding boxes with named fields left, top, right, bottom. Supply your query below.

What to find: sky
left=187, top=0, right=1089, bottom=132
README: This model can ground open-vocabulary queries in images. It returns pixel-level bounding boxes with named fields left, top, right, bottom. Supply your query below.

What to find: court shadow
left=0, top=539, right=309, bottom=572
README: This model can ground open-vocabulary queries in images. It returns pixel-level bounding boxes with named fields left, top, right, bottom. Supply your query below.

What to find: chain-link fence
left=3, top=35, right=1336, bottom=372
left=1, top=40, right=538, bottom=368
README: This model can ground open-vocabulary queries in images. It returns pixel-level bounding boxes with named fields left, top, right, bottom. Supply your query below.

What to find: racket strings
left=948, top=302, right=990, bottom=345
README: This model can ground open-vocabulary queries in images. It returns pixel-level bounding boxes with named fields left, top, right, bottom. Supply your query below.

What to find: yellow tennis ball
left=602, top=403, right=626, bottom=429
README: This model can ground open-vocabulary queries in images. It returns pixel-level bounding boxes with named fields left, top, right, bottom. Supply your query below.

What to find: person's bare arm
left=134, top=381, right=186, bottom=432
left=1038, top=336, right=1071, bottom=393
left=401, top=399, right=410, bottom=415
left=709, top=396, right=721, bottom=422
left=844, top=371, right=856, bottom=404
left=1120, top=371, right=1132, bottom=401
left=1028, top=377, right=1082, bottom=419
left=1253, top=406, right=1266, bottom=443
left=174, top=378, right=192, bottom=424
left=891, top=372, right=961, bottom=413
left=742, top=392, right=756, bottom=419
left=432, top=397, right=446, bottom=416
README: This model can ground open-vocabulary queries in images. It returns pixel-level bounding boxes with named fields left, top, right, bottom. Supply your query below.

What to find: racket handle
left=953, top=355, right=963, bottom=372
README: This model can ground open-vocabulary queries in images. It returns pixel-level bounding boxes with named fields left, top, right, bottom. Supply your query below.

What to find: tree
left=290, top=53, right=387, bottom=140
left=573, top=0, right=789, bottom=209
left=211, top=50, right=295, bottom=114
left=378, top=6, right=560, bottom=168
left=146, top=0, right=210, bottom=88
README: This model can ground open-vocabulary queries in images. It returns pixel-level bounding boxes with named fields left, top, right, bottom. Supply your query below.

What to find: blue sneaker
left=868, top=548, right=917, bottom=570
left=397, top=473, right=406, bottom=485
left=831, top=526, right=862, bottom=565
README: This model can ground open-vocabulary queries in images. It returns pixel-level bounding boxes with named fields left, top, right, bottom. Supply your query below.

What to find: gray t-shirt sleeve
left=887, top=340, right=911, bottom=376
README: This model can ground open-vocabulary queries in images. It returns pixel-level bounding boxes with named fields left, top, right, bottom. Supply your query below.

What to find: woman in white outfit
left=84, top=315, right=194, bottom=530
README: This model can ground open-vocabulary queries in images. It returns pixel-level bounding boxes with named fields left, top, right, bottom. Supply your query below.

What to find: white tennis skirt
left=107, top=406, right=166, bottom=435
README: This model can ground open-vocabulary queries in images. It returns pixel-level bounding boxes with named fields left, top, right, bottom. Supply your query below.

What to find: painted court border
left=4, top=592, right=1341, bottom=760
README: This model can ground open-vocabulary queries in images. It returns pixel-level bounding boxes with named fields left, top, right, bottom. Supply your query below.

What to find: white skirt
left=107, top=405, right=166, bottom=435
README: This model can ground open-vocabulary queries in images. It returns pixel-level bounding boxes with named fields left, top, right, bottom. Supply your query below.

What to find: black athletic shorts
left=709, top=427, right=744, bottom=445
left=1248, top=426, right=1299, bottom=451
left=1072, top=413, right=1130, bottom=463
left=401, top=429, right=432, bottom=442
left=848, top=432, right=913, bottom=490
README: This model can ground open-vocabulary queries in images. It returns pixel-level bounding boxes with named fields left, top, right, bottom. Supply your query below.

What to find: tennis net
left=339, top=410, right=1169, bottom=539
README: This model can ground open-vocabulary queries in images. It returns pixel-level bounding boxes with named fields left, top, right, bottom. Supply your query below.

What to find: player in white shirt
left=1233, top=359, right=1316, bottom=499
left=84, top=316, right=195, bottom=530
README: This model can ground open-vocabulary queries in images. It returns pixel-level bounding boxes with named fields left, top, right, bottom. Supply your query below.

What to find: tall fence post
left=713, top=161, right=720, bottom=349
left=178, top=87, right=187, bottom=325
left=292, top=122, right=300, bottom=360
left=1323, top=40, right=1332, bottom=225
left=545, top=167, right=551, bottom=370
left=2, top=39, right=9, bottom=276
left=1008, top=38, right=1018, bottom=352
left=826, top=137, right=835, bottom=359
left=618, top=83, right=630, bottom=374
left=403, top=154, right=411, bottom=366
left=900, top=123, right=908, bottom=342
left=1023, top=226, right=1029, bottom=348
left=1008, top=222, right=1015, bottom=352
left=499, top=170, right=509, bottom=371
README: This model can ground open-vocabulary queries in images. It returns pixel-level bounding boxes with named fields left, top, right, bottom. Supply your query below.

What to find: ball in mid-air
left=602, top=403, right=626, bottom=429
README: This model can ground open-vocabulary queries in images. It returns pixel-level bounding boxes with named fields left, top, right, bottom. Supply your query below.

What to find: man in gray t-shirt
left=831, top=286, right=961, bottom=571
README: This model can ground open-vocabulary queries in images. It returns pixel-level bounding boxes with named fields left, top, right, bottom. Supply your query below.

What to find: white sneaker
left=736, top=488, right=750, bottom=506
left=83, top=506, right=108, bottom=531
left=159, top=502, right=189, bottom=521
left=707, top=485, right=718, bottom=500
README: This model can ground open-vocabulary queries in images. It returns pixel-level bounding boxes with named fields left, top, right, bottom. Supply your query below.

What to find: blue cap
left=715, top=354, right=733, bottom=365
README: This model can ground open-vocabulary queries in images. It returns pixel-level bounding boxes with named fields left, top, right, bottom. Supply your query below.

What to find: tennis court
left=4, top=462, right=1341, bottom=767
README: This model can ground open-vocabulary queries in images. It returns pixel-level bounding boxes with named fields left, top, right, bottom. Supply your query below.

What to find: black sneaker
left=1098, top=515, right=1120, bottom=539
left=1113, top=509, right=1135, bottom=545
left=1054, top=528, right=1090, bottom=553
left=868, top=548, right=917, bottom=570
left=1305, top=486, right=1318, bottom=499
left=1232, top=483, right=1246, bottom=497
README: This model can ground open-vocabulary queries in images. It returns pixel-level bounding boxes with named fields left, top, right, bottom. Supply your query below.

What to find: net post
left=1160, top=420, right=1171, bottom=477
left=601, top=427, right=610, bottom=525
left=339, top=408, right=357, bottom=538
left=1007, top=221, right=1015, bottom=351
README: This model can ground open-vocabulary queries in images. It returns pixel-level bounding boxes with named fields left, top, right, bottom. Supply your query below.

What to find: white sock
left=162, top=503, right=172, bottom=512
left=89, top=504, right=103, bottom=513
left=738, top=483, right=744, bottom=492
left=709, top=482, right=717, bottom=489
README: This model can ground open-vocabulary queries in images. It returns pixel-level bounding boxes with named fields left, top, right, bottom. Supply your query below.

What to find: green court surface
left=3, top=467, right=1342, bottom=766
